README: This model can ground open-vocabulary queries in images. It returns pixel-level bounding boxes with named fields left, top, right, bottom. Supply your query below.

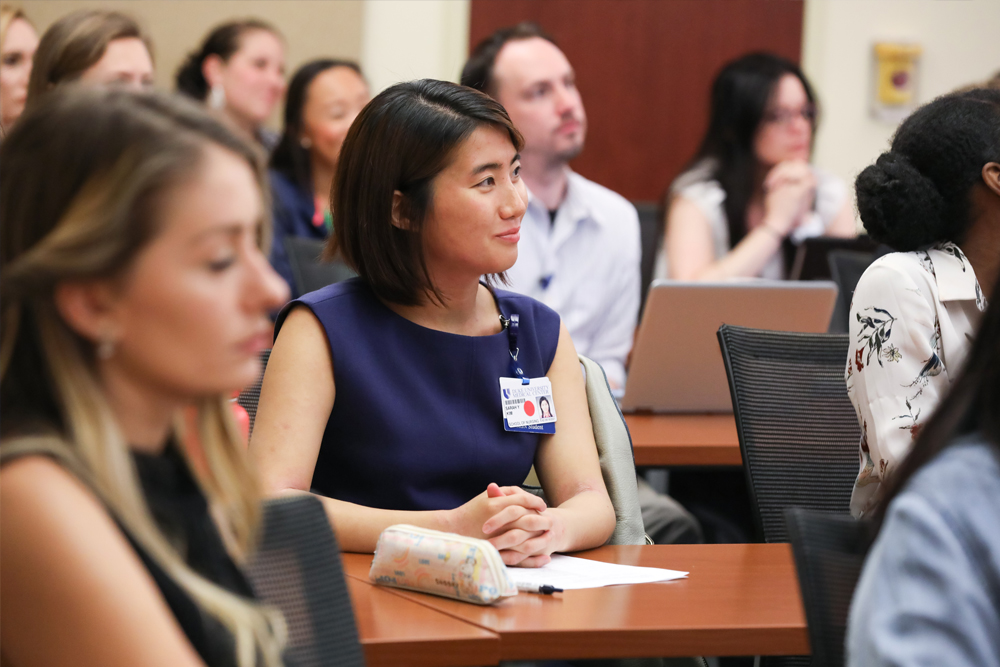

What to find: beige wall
left=802, top=0, right=1000, bottom=221
left=361, top=0, right=469, bottom=95
left=20, top=0, right=364, bottom=128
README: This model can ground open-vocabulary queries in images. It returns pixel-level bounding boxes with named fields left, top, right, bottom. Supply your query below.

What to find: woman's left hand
left=481, top=484, right=566, bottom=567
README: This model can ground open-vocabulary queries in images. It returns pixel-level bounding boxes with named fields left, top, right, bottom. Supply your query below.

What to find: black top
left=131, top=444, right=255, bottom=667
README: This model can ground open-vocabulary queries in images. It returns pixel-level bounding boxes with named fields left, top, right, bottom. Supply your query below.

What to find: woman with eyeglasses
left=659, top=52, right=856, bottom=281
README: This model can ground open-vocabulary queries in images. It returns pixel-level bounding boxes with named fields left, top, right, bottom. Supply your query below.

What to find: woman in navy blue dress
left=250, top=80, right=615, bottom=567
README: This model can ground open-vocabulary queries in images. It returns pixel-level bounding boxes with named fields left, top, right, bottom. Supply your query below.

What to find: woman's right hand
left=762, top=160, right=816, bottom=236
left=448, top=483, right=547, bottom=542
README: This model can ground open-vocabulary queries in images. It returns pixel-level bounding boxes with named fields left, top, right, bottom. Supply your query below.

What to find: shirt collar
left=928, top=242, right=985, bottom=309
left=525, top=170, right=607, bottom=228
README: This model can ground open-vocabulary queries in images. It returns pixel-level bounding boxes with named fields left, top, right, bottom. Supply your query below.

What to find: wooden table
left=625, top=413, right=742, bottom=467
left=345, top=576, right=500, bottom=666
left=344, top=544, right=808, bottom=662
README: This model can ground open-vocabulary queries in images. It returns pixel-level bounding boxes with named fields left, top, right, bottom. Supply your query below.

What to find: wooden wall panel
left=470, top=0, right=804, bottom=202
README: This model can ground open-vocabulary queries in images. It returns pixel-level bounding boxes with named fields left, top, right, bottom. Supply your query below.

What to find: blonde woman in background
left=0, top=87, right=289, bottom=667
left=0, top=3, right=37, bottom=132
left=25, top=9, right=153, bottom=105
left=176, top=20, right=286, bottom=151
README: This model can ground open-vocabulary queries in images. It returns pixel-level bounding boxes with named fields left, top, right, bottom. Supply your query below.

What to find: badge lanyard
left=498, top=312, right=557, bottom=433
left=501, top=313, right=530, bottom=385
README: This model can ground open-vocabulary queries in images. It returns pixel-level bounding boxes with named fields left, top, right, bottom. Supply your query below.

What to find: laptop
left=621, top=280, right=838, bottom=413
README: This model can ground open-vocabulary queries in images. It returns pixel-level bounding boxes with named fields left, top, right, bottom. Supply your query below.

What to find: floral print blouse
left=846, top=242, right=986, bottom=518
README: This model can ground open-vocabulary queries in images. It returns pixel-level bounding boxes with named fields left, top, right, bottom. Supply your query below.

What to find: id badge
left=499, top=376, right=557, bottom=434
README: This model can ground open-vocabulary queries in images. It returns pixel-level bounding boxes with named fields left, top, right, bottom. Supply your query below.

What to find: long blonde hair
left=0, top=86, right=283, bottom=667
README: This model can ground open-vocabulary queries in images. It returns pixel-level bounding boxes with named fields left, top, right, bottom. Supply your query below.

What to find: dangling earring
left=300, top=136, right=312, bottom=149
left=97, top=335, right=116, bottom=360
left=209, top=84, right=226, bottom=110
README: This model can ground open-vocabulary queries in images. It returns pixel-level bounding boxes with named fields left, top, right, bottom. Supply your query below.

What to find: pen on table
left=517, top=583, right=563, bottom=595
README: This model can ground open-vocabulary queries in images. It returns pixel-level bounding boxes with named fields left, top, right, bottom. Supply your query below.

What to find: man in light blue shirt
left=461, top=23, right=640, bottom=394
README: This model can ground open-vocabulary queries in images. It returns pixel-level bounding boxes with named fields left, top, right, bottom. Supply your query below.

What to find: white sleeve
left=846, top=260, right=948, bottom=516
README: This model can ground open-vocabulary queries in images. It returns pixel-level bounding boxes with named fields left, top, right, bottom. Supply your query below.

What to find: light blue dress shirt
left=847, top=436, right=1000, bottom=666
left=505, top=170, right=641, bottom=391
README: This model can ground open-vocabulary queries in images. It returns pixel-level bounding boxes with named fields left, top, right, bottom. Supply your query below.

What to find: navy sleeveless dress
left=273, top=278, right=562, bottom=512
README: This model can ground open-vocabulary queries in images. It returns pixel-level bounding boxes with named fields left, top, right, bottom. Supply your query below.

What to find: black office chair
left=245, top=495, right=364, bottom=667
left=632, top=200, right=664, bottom=314
left=285, top=236, right=356, bottom=296
left=827, top=250, right=876, bottom=334
left=717, top=325, right=861, bottom=667
left=785, top=508, right=873, bottom=667
left=237, top=348, right=271, bottom=438
left=717, top=324, right=859, bottom=542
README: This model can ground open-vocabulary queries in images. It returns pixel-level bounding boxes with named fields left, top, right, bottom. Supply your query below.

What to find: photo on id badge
left=500, top=377, right=557, bottom=434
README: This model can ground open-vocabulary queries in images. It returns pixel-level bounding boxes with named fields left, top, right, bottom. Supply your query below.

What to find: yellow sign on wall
left=872, top=42, right=922, bottom=122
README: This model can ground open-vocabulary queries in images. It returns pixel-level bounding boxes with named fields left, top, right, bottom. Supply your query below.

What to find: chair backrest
left=237, top=348, right=271, bottom=438
left=633, top=200, right=664, bottom=314
left=827, top=250, right=876, bottom=334
left=785, top=507, right=872, bottom=667
left=579, top=354, right=647, bottom=545
left=285, top=236, right=357, bottom=296
left=245, top=496, right=364, bottom=667
left=717, top=324, right=860, bottom=543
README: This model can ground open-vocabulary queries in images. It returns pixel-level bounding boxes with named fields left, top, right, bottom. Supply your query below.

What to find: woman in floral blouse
left=847, top=88, right=1000, bottom=518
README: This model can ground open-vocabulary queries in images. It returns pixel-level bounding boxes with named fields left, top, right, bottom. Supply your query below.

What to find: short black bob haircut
left=326, top=79, right=523, bottom=306
left=270, top=58, right=363, bottom=191
left=461, top=21, right=556, bottom=97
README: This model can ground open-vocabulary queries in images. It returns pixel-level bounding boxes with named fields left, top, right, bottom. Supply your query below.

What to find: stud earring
left=209, top=85, right=226, bottom=110
left=97, top=336, right=116, bottom=360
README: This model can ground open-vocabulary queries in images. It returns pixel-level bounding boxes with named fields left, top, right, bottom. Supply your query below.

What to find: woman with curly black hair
left=846, top=88, right=1000, bottom=518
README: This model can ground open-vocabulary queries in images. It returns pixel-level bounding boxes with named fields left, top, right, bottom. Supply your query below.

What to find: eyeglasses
left=762, top=104, right=818, bottom=127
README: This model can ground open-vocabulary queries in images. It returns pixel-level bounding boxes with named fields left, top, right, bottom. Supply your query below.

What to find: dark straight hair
left=686, top=52, right=817, bottom=247
left=175, top=18, right=280, bottom=101
left=875, top=267, right=1000, bottom=528
left=270, top=58, right=362, bottom=191
left=328, top=79, right=523, bottom=306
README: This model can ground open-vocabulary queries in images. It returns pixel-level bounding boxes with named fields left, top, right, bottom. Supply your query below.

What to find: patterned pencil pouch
left=369, top=524, right=518, bottom=605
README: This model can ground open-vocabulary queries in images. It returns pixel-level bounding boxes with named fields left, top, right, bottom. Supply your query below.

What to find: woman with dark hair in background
left=25, top=9, right=153, bottom=104
left=0, top=3, right=39, bottom=133
left=846, top=88, right=1000, bottom=518
left=176, top=19, right=286, bottom=150
left=0, top=87, right=289, bottom=667
left=250, top=79, right=616, bottom=566
left=659, top=52, right=856, bottom=281
left=269, top=58, right=369, bottom=296
left=847, top=265, right=1000, bottom=666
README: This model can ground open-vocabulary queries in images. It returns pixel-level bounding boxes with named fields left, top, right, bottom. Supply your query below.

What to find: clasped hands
left=450, top=482, right=563, bottom=568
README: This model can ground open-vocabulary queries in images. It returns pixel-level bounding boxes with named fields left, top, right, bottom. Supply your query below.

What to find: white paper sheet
left=508, top=554, right=688, bottom=590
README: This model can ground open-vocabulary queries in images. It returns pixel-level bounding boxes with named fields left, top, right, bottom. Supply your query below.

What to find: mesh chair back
left=285, top=236, right=357, bottom=296
left=246, top=496, right=364, bottom=667
left=633, top=200, right=664, bottom=314
left=579, top=354, right=646, bottom=545
left=785, top=508, right=872, bottom=667
left=717, top=325, right=860, bottom=543
left=827, top=250, right=876, bottom=334
left=237, top=348, right=271, bottom=438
